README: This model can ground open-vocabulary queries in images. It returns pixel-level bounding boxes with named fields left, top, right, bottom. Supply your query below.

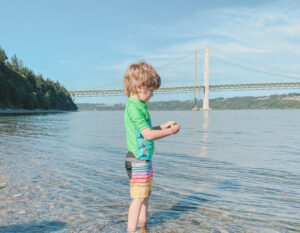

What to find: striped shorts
left=125, top=152, right=153, bottom=198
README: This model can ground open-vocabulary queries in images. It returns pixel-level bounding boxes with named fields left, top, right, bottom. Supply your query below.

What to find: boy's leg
left=127, top=198, right=145, bottom=232
left=137, top=191, right=151, bottom=229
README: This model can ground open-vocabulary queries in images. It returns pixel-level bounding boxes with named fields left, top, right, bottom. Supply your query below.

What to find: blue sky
left=1, top=0, right=300, bottom=103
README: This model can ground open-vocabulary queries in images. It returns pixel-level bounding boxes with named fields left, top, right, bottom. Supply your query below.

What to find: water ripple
left=1, top=110, right=300, bottom=232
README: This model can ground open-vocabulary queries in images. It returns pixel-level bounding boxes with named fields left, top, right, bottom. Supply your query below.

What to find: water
left=0, top=110, right=299, bottom=233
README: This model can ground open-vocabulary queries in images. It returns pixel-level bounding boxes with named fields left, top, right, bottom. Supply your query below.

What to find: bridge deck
left=69, top=82, right=300, bottom=96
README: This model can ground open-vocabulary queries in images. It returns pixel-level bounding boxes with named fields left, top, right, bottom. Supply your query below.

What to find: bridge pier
left=192, top=50, right=198, bottom=111
left=201, top=46, right=211, bottom=111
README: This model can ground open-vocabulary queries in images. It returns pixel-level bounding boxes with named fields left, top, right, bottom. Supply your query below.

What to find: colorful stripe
left=130, top=160, right=153, bottom=198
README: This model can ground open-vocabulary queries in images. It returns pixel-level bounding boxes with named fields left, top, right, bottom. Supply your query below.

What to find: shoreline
left=0, top=108, right=72, bottom=115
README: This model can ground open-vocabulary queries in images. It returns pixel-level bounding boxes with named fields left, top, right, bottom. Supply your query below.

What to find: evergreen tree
left=0, top=46, right=8, bottom=67
left=0, top=46, right=77, bottom=110
left=10, top=54, right=24, bottom=71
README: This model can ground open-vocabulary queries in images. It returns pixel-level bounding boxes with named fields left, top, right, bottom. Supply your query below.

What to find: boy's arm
left=152, top=126, right=161, bottom=130
left=141, top=124, right=180, bottom=140
left=152, top=121, right=177, bottom=130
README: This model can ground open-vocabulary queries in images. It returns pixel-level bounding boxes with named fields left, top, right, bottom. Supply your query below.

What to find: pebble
left=222, top=212, right=229, bottom=217
left=0, top=183, right=7, bottom=189
left=12, top=194, right=22, bottom=198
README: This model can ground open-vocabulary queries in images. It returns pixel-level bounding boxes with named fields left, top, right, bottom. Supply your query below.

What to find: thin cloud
left=268, top=23, right=300, bottom=36
left=219, top=43, right=267, bottom=53
left=125, top=0, right=300, bottom=58
left=93, top=0, right=300, bottom=86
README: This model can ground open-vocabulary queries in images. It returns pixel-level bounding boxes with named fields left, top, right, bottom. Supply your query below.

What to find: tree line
left=76, top=93, right=300, bottom=111
left=0, top=46, right=77, bottom=110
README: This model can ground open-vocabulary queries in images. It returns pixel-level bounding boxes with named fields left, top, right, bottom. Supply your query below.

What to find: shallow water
left=0, top=110, right=299, bottom=232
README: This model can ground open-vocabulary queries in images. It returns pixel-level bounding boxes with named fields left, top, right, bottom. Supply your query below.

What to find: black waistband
left=126, top=151, right=135, bottom=158
left=126, top=151, right=151, bottom=162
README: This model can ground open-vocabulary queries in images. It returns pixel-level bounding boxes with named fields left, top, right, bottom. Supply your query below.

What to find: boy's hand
left=161, top=121, right=177, bottom=129
left=169, top=123, right=180, bottom=134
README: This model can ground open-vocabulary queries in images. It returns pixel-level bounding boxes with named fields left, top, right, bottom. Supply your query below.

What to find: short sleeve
left=127, top=104, right=149, bottom=131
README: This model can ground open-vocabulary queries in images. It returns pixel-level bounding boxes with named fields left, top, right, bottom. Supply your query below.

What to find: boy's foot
left=138, top=228, right=147, bottom=233
left=126, top=227, right=147, bottom=233
left=137, top=223, right=148, bottom=233
left=126, top=229, right=139, bottom=233
left=137, top=220, right=147, bottom=229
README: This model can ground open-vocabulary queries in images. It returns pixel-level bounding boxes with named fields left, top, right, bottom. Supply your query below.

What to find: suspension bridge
left=69, top=46, right=300, bottom=110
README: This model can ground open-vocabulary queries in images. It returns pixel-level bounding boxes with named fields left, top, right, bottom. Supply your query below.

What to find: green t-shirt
left=124, top=97, right=154, bottom=160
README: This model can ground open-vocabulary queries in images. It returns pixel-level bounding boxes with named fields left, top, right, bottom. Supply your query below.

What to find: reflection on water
left=201, top=111, right=209, bottom=158
left=192, top=110, right=209, bottom=158
left=1, top=110, right=300, bottom=232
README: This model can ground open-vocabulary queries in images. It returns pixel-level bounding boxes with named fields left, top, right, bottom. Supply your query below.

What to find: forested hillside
left=77, top=93, right=300, bottom=111
left=0, top=46, right=77, bottom=110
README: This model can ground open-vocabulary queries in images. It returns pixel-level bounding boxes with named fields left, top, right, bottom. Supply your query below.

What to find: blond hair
left=123, top=61, right=161, bottom=97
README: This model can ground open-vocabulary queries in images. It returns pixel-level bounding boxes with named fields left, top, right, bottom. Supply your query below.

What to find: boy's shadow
left=0, top=220, right=66, bottom=233
left=149, top=192, right=216, bottom=227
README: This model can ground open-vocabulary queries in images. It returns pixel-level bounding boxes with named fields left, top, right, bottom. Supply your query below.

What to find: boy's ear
left=136, top=85, right=142, bottom=93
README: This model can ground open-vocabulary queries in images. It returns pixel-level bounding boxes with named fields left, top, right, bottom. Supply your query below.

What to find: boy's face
left=137, top=86, right=154, bottom=103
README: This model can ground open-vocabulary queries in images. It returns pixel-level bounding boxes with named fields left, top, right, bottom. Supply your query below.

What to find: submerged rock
left=0, top=183, right=7, bottom=189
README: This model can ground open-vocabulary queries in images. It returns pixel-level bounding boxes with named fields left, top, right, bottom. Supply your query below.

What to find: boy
left=123, top=62, right=180, bottom=232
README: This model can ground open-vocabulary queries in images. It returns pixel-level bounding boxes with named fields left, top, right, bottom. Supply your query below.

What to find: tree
left=0, top=45, right=77, bottom=110
left=10, top=54, right=24, bottom=70
left=0, top=47, right=9, bottom=107
left=0, top=46, right=8, bottom=66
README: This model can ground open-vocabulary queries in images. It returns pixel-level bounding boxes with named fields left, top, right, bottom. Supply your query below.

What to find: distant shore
left=76, top=93, right=300, bottom=111
left=0, top=108, right=70, bottom=114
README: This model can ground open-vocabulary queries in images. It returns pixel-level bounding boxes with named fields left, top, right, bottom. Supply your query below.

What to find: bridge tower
left=201, top=46, right=211, bottom=111
left=192, top=50, right=198, bottom=111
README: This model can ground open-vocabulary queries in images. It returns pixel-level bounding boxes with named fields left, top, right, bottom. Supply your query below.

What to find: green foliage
left=76, top=93, right=300, bottom=111
left=0, top=46, right=8, bottom=66
left=10, top=54, right=24, bottom=71
left=0, top=46, right=77, bottom=111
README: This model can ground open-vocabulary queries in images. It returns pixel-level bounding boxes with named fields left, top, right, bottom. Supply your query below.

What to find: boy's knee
left=132, top=198, right=146, bottom=205
left=143, top=198, right=149, bottom=204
